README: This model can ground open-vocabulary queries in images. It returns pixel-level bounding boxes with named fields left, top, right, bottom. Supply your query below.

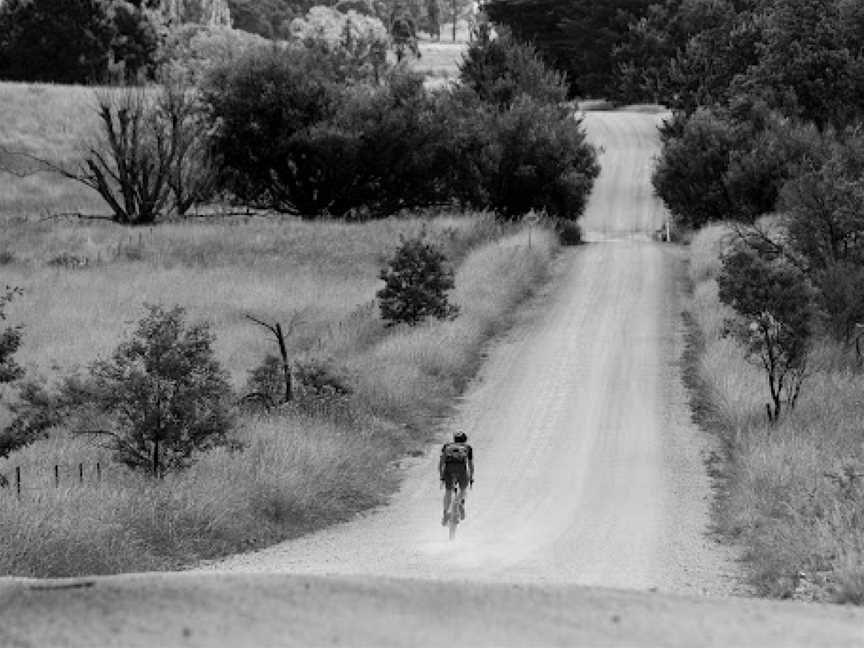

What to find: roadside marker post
left=524, top=213, right=540, bottom=249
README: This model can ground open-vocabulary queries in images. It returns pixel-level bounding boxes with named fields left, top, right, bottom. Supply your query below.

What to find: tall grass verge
left=686, top=223, right=864, bottom=603
left=0, top=221, right=556, bottom=576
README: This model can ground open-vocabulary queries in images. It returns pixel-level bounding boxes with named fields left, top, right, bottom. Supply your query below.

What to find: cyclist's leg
left=457, top=469, right=469, bottom=519
left=442, top=470, right=454, bottom=523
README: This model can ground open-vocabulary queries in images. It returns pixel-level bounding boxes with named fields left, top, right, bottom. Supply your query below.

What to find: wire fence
left=0, top=462, right=106, bottom=500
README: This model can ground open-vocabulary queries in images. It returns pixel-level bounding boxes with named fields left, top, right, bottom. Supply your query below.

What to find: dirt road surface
left=4, top=110, right=864, bottom=646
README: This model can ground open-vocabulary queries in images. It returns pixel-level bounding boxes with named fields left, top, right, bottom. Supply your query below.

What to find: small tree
left=458, top=28, right=568, bottom=109
left=377, top=235, right=458, bottom=325
left=717, top=248, right=813, bottom=422
left=82, top=304, right=234, bottom=475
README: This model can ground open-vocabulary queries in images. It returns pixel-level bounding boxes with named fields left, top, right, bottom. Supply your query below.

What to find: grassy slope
left=0, top=80, right=560, bottom=576
left=686, top=224, right=864, bottom=604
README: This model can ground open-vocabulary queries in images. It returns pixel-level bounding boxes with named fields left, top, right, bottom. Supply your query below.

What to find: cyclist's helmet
left=453, top=431, right=468, bottom=443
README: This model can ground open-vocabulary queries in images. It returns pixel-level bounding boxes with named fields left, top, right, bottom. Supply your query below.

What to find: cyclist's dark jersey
left=441, top=442, right=473, bottom=464
left=441, top=442, right=472, bottom=490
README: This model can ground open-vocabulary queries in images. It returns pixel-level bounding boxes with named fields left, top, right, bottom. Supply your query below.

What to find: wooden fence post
left=78, top=463, right=84, bottom=485
left=54, top=464, right=59, bottom=488
left=96, top=462, right=102, bottom=483
left=15, top=466, right=20, bottom=499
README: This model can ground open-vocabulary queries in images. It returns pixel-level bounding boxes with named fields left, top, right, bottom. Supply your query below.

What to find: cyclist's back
left=439, top=431, right=474, bottom=525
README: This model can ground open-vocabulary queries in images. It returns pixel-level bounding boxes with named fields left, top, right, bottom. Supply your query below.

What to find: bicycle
left=446, top=483, right=463, bottom=541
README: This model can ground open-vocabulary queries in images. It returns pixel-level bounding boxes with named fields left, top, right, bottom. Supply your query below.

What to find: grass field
left=686, top=224, right=864, bottom=604
left=0, top=79, right=560, bottom=577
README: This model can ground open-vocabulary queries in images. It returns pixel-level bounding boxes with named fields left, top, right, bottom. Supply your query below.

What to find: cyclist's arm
left=438, top=446, right=446, bottom=481
left=468, top=446, right=475, bottom=482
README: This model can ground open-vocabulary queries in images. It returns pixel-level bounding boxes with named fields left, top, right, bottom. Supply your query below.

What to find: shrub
left=717, top=246, right=813, bottom=421
left=458, top=28, right=568, bottom=109
left=0, top=286, right=22, bottom=386
left=244, top=354, right=284, bottom=410
left=377, top=234, right=458, bottom=326
left=555, top=219, right=583, bottom=246
left=76, top=304, right=234, bottom=476
left=0, top=379, right=66, bottom=458
left=295, top=358, right=352, bottom=397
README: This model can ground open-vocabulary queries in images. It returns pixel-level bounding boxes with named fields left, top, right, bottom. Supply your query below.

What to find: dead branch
left=38, top=212, right=114, bottom=222
left=245, top=311, right=306, bottom=404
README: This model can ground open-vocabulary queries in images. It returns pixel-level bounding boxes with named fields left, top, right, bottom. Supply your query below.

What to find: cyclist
left=439, top=430, right=474, bottom=526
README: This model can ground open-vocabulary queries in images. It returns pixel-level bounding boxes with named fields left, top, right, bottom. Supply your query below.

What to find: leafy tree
left=0, top=0, right=114, bottom=83
left=81, top=304, right=234, bottom=476
left=717, top=247, right=813, bottom=422
left=203, top=47, right=353, bottom=214
left=227, top=0, right=304, bottom=39
left=484, top=0, right=653, bottom=97
left=0, top=0, right=166, bottom=84
left=665, top=4, right=762, bottom=114
left=653, top=106, right=818, bottom=228
left=289, top=5, right=389, bottom=80
left=652, top=109, right=738, bottom=228
left=738, top=0, right=864, bottom=129
left=158, top=24, right=269, bottom=83
left=458, top=28, right=567, bottom=109
left=378, top=235, right=458, bottom=326
left=107, top=1, right=164, bottom=82
left=778, top=132, right=864, bottom=341
left=478, top=97, right=599, bottom=220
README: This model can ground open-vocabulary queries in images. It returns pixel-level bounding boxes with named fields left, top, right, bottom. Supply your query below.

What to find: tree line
left=637, top=0, right=864, bottom=421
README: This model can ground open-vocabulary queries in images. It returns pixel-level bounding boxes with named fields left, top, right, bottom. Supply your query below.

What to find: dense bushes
left=652, top=106, right=820, bottom=229
left=203, top=37, right=598, bottom=220
left=0, top=0, right=163, bottom=84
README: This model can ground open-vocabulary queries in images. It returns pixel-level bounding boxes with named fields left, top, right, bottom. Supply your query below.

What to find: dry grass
left=686, top=224, right=864, bottom=604
left=0, top=212, right=556, bottom=576
left=0, top=82, right=108, bottom=219
left=0, top=417, right=390, bottom=576
left=0, top=216, right=501, bottom=387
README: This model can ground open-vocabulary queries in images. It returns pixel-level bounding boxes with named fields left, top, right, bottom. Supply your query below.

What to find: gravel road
left=205, top=109, right=737, bottom=595
left=5, top=109, right=863, bottom=646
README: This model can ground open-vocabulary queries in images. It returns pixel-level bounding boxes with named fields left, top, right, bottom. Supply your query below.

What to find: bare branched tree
left=0, top=83, right=218, bottom=225
left=245, top=312, right=305, bottom=405
left=160, top=79, right=219, bottom=216
left=81, top=89, right=174, bottom=225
